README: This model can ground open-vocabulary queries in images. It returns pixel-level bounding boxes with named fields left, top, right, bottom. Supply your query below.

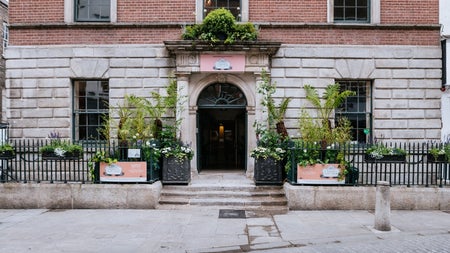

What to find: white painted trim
left=328, top=0, right=380, bottom=24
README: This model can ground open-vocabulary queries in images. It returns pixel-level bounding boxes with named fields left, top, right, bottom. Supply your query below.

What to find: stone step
left=158, top=184, right=288, bottom=213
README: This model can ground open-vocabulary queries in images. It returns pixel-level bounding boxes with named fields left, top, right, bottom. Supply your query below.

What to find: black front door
left=196, top=83, right=247, bottom=172
left=198, top=108, right=246, bottom=171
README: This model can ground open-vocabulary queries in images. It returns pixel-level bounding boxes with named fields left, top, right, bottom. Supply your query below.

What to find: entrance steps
left=157, top=171, right=288, bottom=214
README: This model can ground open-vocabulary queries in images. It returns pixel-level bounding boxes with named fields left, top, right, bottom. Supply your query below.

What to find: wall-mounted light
left=219, top=124, right=224, bottom=139
left=205, top=0, right=212, bottom=7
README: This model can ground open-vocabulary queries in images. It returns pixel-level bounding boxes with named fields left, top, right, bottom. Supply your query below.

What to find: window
left=334, top=0, right=370, bottom=23
left=75, top=0, right=110, bottom=22
left=335, top=80, right=372, bottom=144
left=204, top=0, right=241, bottom=21
left=73, top=80, right=109, bottom=141
left=2, top=22, right=8, bottom=49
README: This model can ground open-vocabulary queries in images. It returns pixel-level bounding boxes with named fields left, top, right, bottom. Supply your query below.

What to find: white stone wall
left=3, top=44, right=442, bottom=143
left=271, top=45, right=442, bottom=142
left=4, top=45, right=174, bottom=139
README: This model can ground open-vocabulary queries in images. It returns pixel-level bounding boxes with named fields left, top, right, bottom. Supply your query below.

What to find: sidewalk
left=0, top=209, right=448, bottom=253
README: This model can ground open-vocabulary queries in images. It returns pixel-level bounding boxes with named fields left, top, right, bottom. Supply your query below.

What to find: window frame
left=328, top=0, right=380, bottom=24
left=65, top=0, right=117, bottom=23
left=196, top=0, right=248, bottom=23
left=2, top=22, right=8, bottom=50
left=72, top=79, right=110, bottom=142
left=335, top=80, right=373, bottom=144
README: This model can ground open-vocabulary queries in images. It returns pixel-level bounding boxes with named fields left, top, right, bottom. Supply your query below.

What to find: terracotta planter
left=297, top=163, right=345, bottom=185
left=254, top=157, right=283, bottom=185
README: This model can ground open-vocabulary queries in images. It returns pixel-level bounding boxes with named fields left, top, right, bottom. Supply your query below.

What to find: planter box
left=42, top=151, right=81, bottom=160
left=254, top=157, right=283, bottom=185
left=99, top=161, right=147, bottom=182
left=364, top=154, right=406, bottom=163
left=427, top=154, right=448, bottom=163
left=0, top=151, right=15, bottom=160
left=162, top=156, right=190, bottom=185
left=297, top=163, right=345, bottom=185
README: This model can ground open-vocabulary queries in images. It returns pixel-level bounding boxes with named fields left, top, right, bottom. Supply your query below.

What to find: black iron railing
left=287, top=142, right=449, bottom=187
left=0, top=140, right=160, bottom=184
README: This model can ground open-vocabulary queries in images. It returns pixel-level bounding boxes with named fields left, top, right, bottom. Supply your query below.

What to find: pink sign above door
left=200, top=54, right=245, bottom=72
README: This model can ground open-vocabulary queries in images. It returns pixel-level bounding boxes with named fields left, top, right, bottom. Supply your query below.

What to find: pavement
left=0, top=208, right=449, bottom=253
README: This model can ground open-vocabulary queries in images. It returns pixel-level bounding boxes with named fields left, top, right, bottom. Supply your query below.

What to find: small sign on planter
left=100, top=162, right=147, bottom=182
left=297, top=163, right=345, bottom=185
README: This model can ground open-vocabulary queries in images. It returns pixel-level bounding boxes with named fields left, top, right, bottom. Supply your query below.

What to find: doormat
left=219, top=209, right=246, bottom=219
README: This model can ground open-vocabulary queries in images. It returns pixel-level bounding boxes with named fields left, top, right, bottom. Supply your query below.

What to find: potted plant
left=292, top=83, right=356, bottom=185
left=365, top=144, right=407, bottom=162
left=252, top=71, right=290, bottom=185
left=0, top=143, right=15, bottom=159
left=160, top=129, right=194, bottom=184
left=88, top=151, right=118, bottom=182
left=428, top=143, right=450, bottom=163
left=182, top=8, right=258, bottom=45
left=40, top=132, right=83, bottom=160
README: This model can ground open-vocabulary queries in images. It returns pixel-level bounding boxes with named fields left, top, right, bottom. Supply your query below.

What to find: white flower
left=54, top=147, right=66, bottom=157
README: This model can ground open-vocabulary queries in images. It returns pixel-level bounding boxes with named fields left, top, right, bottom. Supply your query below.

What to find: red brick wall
left=10, top=27, right=182, bottom=45
left=258, top=28, right=440, bottom=46
left=9, top=0, right=65, bottom=23
left=10, top=26, right=439, bottom=46
left=118, top=0, right=195, bottom=22
left=249, top=0, right=327, bottom=22
left=381, top=0, right=439, bottom=24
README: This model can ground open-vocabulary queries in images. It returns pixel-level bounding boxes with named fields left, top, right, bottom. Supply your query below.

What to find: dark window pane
left=204, top=0, right=241, bottom=21
left=76, top=0, right=110, bottom=22
left=334, top=0, right=369, bottom=22
left=73, top=80, right=109, bottom=141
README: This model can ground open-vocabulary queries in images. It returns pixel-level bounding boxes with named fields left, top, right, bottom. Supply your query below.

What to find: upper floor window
left=2, top=22, right=8, bottom=49
left=73, top=80, right=109, bottom=141
left=204, top=0, right=241, bottom=21
left=334, top=0, right=370, bottom=23
left=335, top=80, right=372, bottom=144
left=75, top=0, right=111, bottom=22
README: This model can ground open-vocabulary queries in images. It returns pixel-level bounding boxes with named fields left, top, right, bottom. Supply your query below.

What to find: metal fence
left=1, top=140, right=449, bottom=187
left=287, top=142, right=449, bottom=187
left=0, top=140, right=160, bottom=184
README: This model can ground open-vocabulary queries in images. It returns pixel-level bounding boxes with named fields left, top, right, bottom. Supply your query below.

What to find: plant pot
left=254, top=157, right=283, bottom=185
left=427, top=153, right=447, bottom=163
left=364, top=154, right=406, bottom=163
left=162, top=156, right=190, bottom=185
left=42, top=151, right=81, bottom=160
left=0, top=151, right=15, bottom=160
left=297, top=163, right=345, bottom=185
left=345, top=166, right=359, bottom=185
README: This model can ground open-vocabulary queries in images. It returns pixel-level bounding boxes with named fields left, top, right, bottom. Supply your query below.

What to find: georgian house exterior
left=3, top=0, right=442, bottom=176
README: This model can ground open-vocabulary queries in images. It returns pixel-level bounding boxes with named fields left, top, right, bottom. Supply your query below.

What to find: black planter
left=345, top=166, right=359, bottom=185
left=254, top=157, right=283, bottom=185
left=427, top=154, right=448, bottom=163
left=0, top=151, right=15, bottom=160
left=364, top=154, right=406, bottom=163
left=162, top=156, right=191, bottom=185
left=42, top=151, right=81, bottom=160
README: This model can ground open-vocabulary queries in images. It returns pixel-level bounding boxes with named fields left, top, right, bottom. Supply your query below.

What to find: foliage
left=0, top=143, right=14, bottom=154
left=366, top=144, right=407, bottom=159
left=429, top=143, right=450, bottom=162
left=40, top=131, right=83, bottom=158
left=160, top=142, right=194, bottom=163
left=299, top=84, right=355, bottom=146
left=250, top=126, right=287, bottom=161
left=182, top=8, right=258, bottom=44
left=252, top=70, right=291, bottom=161
left=87, top=150, right=118, bottom=181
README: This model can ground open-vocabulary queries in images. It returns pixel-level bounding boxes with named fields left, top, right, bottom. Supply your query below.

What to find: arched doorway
left=197, top=83, right=247, bottom=172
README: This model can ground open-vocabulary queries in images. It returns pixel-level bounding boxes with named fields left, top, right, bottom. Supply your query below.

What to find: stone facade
left=0, top=0, right=7, bottom=121
left=3, top=0, right=443, bottom=175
